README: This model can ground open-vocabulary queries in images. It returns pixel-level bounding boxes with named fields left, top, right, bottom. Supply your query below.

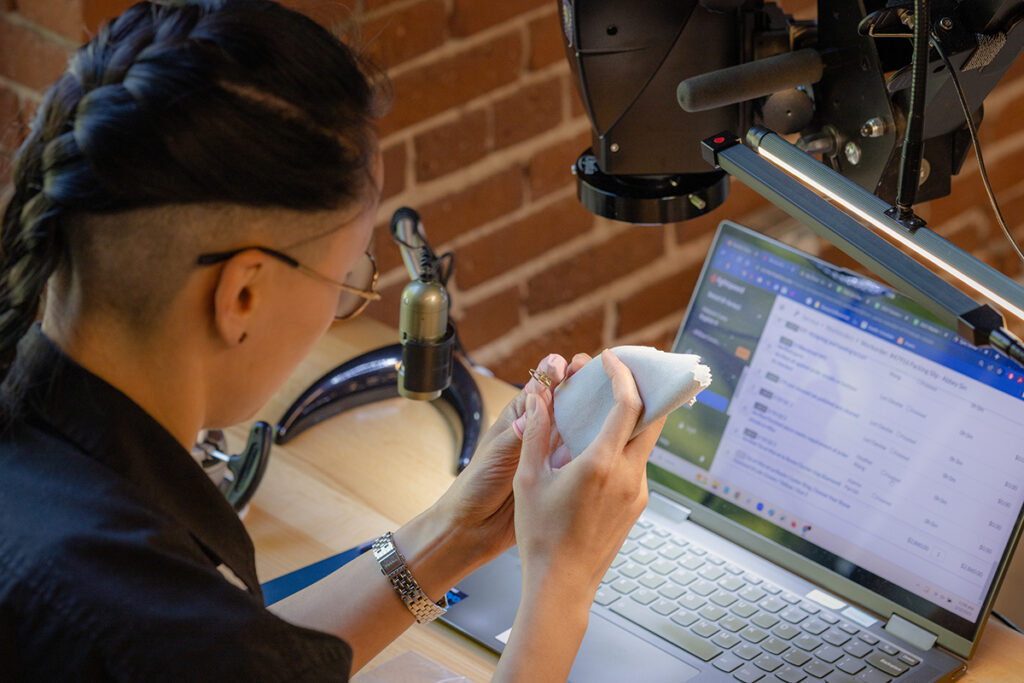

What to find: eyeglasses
left=196, top=246, right=381, bottom=320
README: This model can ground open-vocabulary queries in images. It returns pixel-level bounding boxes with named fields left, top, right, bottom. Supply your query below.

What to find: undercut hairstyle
left=0, top=0, right=387, bottom=384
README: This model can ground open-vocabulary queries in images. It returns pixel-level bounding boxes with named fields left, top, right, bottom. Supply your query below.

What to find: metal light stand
left=701, top=127, right=1024, bottom=369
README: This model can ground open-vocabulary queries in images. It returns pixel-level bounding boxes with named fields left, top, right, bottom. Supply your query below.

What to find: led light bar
left=749, top=128, right=1024, bottom=324
left=700, top=129, right=1024, bottom=367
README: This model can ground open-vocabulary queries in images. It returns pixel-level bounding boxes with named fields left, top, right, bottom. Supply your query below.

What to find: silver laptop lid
left=652, top=220, right=1024, bottom=657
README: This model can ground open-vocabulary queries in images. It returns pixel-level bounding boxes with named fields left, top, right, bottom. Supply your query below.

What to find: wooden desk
left=234, top=318, right=1024, bottom=682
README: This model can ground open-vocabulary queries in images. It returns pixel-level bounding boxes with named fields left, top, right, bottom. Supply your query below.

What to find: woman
left=0, top=1, right=664, bottom=680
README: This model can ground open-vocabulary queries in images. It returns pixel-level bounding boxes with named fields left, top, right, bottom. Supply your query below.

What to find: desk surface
left=235, top=318, right=1024, bottom=682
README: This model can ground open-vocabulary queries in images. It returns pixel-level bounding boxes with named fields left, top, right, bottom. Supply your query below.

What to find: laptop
left=442, top=220, right=1024, bottom=682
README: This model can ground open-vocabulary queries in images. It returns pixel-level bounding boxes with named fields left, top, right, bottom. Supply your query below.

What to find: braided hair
left=0, top=0, right=385, bottom=384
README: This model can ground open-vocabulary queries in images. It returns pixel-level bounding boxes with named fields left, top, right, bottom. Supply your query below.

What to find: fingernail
left=512, top=413, right=526, bottom=439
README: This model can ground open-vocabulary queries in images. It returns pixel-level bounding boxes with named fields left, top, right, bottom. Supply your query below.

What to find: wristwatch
left=371, top=532, right=448, bottom=624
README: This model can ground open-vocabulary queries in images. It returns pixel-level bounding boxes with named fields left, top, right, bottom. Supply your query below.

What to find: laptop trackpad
left=568, top=612, right=700, bottom=683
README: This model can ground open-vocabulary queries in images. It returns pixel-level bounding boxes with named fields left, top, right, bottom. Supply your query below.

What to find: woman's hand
left=428, top=353, right=584, bottom=572
left=275, top=353, right=585, bottom=672
left=494, top=350, right=666, bottom=683
left=517, top=349, right=662, bottom=592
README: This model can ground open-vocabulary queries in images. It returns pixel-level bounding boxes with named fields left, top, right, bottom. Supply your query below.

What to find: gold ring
left=528, top=368, right=553, bottom=389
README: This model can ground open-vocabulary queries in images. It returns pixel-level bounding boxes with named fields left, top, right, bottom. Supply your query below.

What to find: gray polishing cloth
left=553, top=346, right=712, bottom=459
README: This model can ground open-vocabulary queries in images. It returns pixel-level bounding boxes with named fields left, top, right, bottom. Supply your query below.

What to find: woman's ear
left=211, top=251, right=266, bottom=346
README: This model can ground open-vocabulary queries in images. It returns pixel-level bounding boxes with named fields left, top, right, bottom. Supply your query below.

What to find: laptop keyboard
left=596, top=519, right=923, bottom=682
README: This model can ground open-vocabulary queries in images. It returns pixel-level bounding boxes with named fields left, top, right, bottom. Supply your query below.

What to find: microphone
left=390, top=207, right=456, bottom=400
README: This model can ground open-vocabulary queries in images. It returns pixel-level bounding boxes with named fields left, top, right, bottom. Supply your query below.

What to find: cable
left=931, top=35, right=1024, bottom=266
left=992, top=609, right=1024, bottom=635
left=895, top=1, right=930, bottom=217
left=858, top=13, right=1024, bottom=265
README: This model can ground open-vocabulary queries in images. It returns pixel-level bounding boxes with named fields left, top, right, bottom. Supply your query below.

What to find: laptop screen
left=652, top=221, right=1024, bottom=641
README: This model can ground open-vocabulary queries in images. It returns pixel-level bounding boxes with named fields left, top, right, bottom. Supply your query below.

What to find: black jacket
left=0, top=326, right=351, bottom=681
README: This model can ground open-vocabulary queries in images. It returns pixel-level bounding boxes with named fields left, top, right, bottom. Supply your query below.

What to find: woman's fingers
left=566, top=353, right=591, bottom=379
left=512, top=350, right=664, bottom=472
left=549, top=444, right=571, bottom=470
left=517, top=389, right=555, bottom=480
left=625, top=414, right=667, bottom=462
left=589, top=350, right=645, bottom=458
left=513, top=354, right=568, bottom=439
left=526, top=353, right=567, bottom=394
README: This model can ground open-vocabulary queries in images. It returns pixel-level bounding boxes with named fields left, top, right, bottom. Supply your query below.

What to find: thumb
left=518, top=392, right=554, bottom=479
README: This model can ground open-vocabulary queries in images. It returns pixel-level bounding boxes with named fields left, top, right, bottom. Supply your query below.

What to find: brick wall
left=2, top=0, right=1024, bottom=385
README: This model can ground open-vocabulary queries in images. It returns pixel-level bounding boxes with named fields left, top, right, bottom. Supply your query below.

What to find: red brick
left=624, top=328, right=676, bottom=353
left=456, top=286, right=519, bottom=350
left=364, top=279, right=403, bottom=328
left=986, top=89, right=1024, bottom=142
left=0, top=148, right=13, bottom=191
left=673, top=180, right=769, bottom=244
left=456, top=195, right=594, bottom=289
left=925, top=169, right=995, bottom=227
left=361, top=0, right=446, bottom=70
left=449, top=0, right=548, bottom=37
left=528, top=129, right=590, bottom=199
left=616, top=259, right=706, bottom=337
left=930, top=213, right=982, bottom=254
left=363, top=0, right=406, bottom=12
left=277, top=0, right=354, bottom=30
left=784, top=0, right=816, bottom=20
left=82, top=0, right=135, bottom=34
left=0, top=86, right=18, bottom=126
left=0, top=16, right=73, bottom=90
left=526, top=227, right=664, bottom=313
left=372, top=218, right=404, bottom=275
left=486, top=307, right=604, bottom=383
left=972, top=145, right=1024, bottom=198
left=568, top=77, right=586, bottom=118
left=925, top=174, right=984, bottom=224
left=925, top=146, right=1024, bottom=226
left=528, top=11, right=564, bottom=71
left=413, top=108, right=488, bottom=182
left=668, top=205, right=726, bottom=245
left=1014, top=214, right=1024, bottom=240
left=728, top=179, right=775, bottom=219
left=18, top=0, right=86, bottom=42
left=997, top=193, right=1024, bottom=246
left=378, top=31, right=522, bottom=136
left=19, top=97, right=37, bottom=132
left=380, top=141, right=406, bottom=200
left=984, top=49, right=1024, bottom=140
left=86, top=0, right=353, bottom=34
left=0, top=86, right=26, bottom=151
left=994, top=245, right=1022, bottom=279
left=417, top=165, right=524, bottom=245
left=493, top=76, right=562, bottom=150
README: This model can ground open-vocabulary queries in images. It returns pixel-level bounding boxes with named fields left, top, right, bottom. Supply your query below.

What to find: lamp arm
left=701, top=129, right=1024, bottom=368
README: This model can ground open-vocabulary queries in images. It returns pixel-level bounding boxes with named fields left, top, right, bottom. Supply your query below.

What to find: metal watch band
left=371, top=531, right=448, bottom=624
